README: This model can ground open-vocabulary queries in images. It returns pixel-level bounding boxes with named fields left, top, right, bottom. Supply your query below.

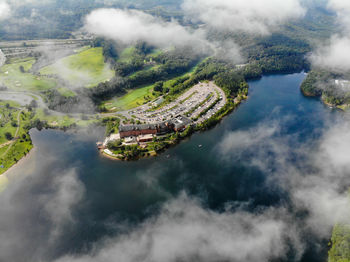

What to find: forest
left=301, top=70, right=350, bottom=107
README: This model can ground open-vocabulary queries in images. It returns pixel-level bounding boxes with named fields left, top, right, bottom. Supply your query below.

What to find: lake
left=4, top=73, right=340, bottom=261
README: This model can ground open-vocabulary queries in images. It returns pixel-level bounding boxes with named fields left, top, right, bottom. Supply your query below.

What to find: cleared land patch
left=103, top=85, right=157, bottom=111
left=102, top=64, right=199, bottom=112
left=40, top=47, right=114, bottom=88
left=118, top=47, right=137, bottom=63
left=0, top=58, right=57, bottom=92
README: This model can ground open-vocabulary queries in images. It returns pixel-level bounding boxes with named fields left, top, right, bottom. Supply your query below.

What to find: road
left=120, top=81, right=227, bottom=124
left=0, top=82, right=228, bottom=125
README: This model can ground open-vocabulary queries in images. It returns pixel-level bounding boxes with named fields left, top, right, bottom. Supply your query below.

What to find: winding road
left=0, top=82, right=228, bottom=125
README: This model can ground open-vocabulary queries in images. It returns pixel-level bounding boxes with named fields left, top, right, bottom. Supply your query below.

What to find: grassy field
left=0, top=101, right=23, bottom=144
left=0, top=101, right=33, bottom=175
left=103, top=85, right=157, bottom=111
left=0, top=139, right=33, bottom=175
left=40, top=47, right=115, bottom=88
left=57, top=87, right=76, bottom=97
left=0, top=100, right=100, bottom=176
left=102, top=63, right=200, bottom=112
left=118, top=47, right=162, bottom=63
left=34, top=108, right=98, bottom=128
left=118, top=47, right=137, bottom=63
left=0, top=57, right=57, bottom=92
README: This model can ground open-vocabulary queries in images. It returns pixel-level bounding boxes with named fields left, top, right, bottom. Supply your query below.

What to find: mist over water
left=2, top=73, right=346, bottom=262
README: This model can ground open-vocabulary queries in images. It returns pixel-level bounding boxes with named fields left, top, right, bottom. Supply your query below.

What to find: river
left=3, top=72, right=343, bottom=261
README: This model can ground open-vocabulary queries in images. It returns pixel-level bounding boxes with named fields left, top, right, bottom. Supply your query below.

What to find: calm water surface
left=7, top=73, right=339, bottom=261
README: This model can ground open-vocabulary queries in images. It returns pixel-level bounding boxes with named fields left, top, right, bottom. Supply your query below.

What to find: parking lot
left=121, top=82, right=227, bottom=124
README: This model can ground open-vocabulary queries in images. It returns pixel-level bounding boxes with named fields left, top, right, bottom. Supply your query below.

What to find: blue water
left=10, top=73, right=340, bottom=261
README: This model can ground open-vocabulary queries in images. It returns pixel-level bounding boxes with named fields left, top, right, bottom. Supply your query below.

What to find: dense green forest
left=0, top=0, right=338, bottom=115
left=43, top=4, right=337, bottom=113
left=40, top=31, right=325, bottom=114
left=0, top=0, right=182, bottom=40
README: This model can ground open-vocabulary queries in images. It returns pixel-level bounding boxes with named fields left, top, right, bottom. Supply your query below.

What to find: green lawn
left=57, top=87, right=76, bottom=97
left=0, top=101, right=22, bottom=144
left=0, top=58, right=57, bottom=92
left=104, top=85, right=157, bottom=111
left=40, top=47, right=115, bottom=88
left=34, top=108, right=98, bottom=128
left=118, top=47, right=137, bottom=63
left=102, top=63, right=201, bottom=112
left=0, top=102, right=34, bottom=175
left=0, top=140, right=33, bottom=175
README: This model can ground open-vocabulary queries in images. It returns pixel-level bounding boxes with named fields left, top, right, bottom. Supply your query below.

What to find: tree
left=29, top=100, right=38, bottom=108
left=107, top=140, right=122, bottom=150
left=154, top=81, right=164, bottom=92
left=5, top=132, right=13, bottom=140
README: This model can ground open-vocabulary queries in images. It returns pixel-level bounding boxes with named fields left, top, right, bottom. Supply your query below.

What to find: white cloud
left=328, top=0, right=350, bottom=30
left=84, top=8, right=208, bottom=50
left=216, top=116, right=350, bottom=238
left=182, top=0, right=306, bottom=35
left=56, top=194, right=300, bottom=262
left=310, top=0, right=350, bottom=71
left=0, top=162, right=85, bottom=262
left=0, top=1, right=10, bottom=20
left=310, top=36, right=350, bottom=72
left=43, top=169, right=85, bottom=240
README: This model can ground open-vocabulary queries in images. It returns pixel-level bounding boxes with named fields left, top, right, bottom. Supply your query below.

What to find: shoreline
left=100, top=150, right=123, bottom=161
left=100, top=96, right=247, bottom=162
left=100, top=148, right=158, bottom=161
left=0, top=147, right=36, bottom=178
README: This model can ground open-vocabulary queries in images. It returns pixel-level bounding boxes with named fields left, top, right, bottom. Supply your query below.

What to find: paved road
left=0, top=141, right=12, bottom=149
left=0, top=91, right=44, bottom=107
left=0, top=82, right=228, bottom=124
left=119, top=81, right=227, bottom=124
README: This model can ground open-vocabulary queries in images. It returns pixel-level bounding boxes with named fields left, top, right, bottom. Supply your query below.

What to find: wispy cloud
left=0, top=164, right=84, bottom=262
left=310, top=0, right=350, bottom=71
left=84, top=8, right=208, bottom=51
left=83, top=1, right=306, bottom=63
left=56, top=194, right=301, bottom=262
left=0, top=0, right=10, bottom=20
left=217, top=116, right=350, bottom=238
left=182, top=0, right=306, bottom=35
left=310, top=36, right=350, bottom=72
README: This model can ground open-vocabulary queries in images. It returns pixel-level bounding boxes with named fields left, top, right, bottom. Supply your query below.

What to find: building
left=125, top=136, right=137, bottom=144
left=170, top=115, right=192, bottom=132
left=118, top=115, right=192, bottom=139
left=137, top=134, right=154, bottom=143
left=119, top=122, right=170, bottom=138
left=152, top=97, right=164, bottom=107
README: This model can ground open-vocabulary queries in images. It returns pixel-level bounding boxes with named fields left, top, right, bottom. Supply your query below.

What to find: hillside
left=40, top=47, right=114, bottom=88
